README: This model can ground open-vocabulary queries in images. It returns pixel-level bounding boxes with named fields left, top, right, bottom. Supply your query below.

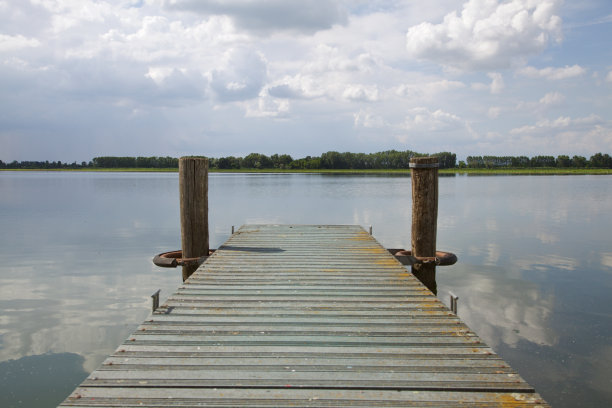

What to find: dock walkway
left=61, top=224, right=548, bottom=407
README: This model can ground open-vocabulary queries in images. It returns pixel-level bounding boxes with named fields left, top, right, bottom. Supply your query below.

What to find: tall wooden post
left=179, top=157, right=209, bottom=281
left=410, top=156, right=438, bottom=294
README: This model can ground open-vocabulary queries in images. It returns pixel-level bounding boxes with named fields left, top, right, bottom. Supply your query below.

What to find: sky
left=1, top=0, right=611, bottom=163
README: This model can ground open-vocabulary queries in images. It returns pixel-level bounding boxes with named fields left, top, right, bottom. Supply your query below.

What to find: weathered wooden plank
left=102, top=356, right=507, bottom=368
left=60, top=225, right=548, bottom=407
left=61, top=388, right=548, bottom=407
left=113, top=345, right=497, bottom=355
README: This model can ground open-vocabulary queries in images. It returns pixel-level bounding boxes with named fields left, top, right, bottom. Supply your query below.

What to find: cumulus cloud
left=244, top=93, right=289, bottom=118
left=145, top=67, right=207, bottom=101
left=342, top=84, right=379, bottom=102
left=602, top=253, right=612, bottom=269
left=606, top=71, right=612, bottom=82
left=210, top=48, right=268, bottom=102
left=1, top=0, right=610, bottom=162
left=268, top=75, right=326, bottom=100
left=353, top=109, right=386, bottom=129
left=470, top=72, right=504, bottom=94
left=304, top=45, right=378, bottom=74
left=405, top=0, right=562, bottom=70
left=0, top=34, right=41, bottom=52
left=510, top=114, right=603, bottom=134
left=163, top=0, right=347, bottom=34
left=402, top=107, right=464, bottom=132
left=395, top=79, right=465, bottom=99
left=518, top=64, right=586, bottom=80
left=488, top=72, right=504, bottom=94
left=539, top=91, right=565, bottom=106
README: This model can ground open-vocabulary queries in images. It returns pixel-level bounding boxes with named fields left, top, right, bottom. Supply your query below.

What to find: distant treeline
left=2, top=151, right=612, bottom=170
left=0, top=150, right=457, bottom=170
left=462, top=153, right=612, bottom=169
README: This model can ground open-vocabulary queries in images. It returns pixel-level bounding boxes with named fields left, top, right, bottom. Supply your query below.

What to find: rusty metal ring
left=394, top=249, right=457, bottom=266
left=153, top=249, right=215, bottom=268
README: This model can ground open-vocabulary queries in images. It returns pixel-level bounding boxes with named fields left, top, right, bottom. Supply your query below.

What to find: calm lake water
left=0, top=171, right=611, bottom=407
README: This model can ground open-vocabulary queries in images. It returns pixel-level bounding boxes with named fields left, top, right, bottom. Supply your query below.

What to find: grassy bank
left=2, top=167, right=611, bottom=175
left=0, top=167, right=178, bottom=172
left=446, top=167, right=612, bottom=175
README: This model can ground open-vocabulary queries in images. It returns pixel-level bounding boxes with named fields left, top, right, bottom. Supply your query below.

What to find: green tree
left=571, top=155, right=587, bottom=168
left=270, top=154, right=293, bottom=169
left=466, top=156, right=484, bottom=168
left=320, top=151, right=348, bottom=169
left=589, top=153, right=612, bottom=168
left=530, top=156, right=555, bottom=167
left=431, top=152, right=456, bottom=168
left=242, top=153, right=272, bottom=169
left=556, top=155, right=571, bottom=168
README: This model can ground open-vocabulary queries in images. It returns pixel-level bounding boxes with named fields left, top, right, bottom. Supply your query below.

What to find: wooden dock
left=60, top=225, right=548, bottom=407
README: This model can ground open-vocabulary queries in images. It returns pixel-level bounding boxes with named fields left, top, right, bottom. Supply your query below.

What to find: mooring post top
left=409, top=156, right=439, bottom=168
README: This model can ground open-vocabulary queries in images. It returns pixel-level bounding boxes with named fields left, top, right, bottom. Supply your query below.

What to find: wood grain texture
left=179, top=157, right=209, bottom=281
left=410, top=156, right=439, bottom=294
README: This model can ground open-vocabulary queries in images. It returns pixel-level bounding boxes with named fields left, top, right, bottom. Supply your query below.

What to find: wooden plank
left=60, top=225, right=549, bottom=407
left=62, top=388, right=547, bottom=407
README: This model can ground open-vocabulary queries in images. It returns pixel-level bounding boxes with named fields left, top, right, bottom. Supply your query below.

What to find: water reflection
left=0, top=264, right=177, bottom=373
left=601, top=253, right=612, bottom=269
left=0, top=352, right=88, bottom=408
left=439, top=264, right=558, bottom=349
left=513, top=254, right=578, bottom=272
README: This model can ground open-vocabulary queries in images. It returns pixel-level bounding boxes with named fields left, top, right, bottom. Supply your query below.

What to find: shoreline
left=2, top=168, right=612, bottom=175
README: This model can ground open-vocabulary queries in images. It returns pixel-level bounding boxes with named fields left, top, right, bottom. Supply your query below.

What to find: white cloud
left=470, top=73, right=504, bottom=94
left=488, top=72, right=504, bottom=94
left=488, top=106, right=501, bottom=118
left=353, top=109, right=386, bottom=129
left=471, top=82, right=488, bottom=91
left=539, top=91, right=565, bottom=106
left=304, top=44, right=377, bottom=74
left=402, top=107, right=464, bottom=132
left=511, top=114, right=603, bottom=134
left=0, top=34, right=41, bottom=52
left=267, top=75, right=325, bottom=100
left=210, top=47, right=268, bottom=102
left=342, top=84, right=379, bottom=102
left=502, top=115, right=612, bottom=156
left=1, top=0, right=611, bottom=162
left=607, top=71, right=612, bottom=82
left=395, top=79, right=465, bottom=99
left=602, top=253, right=612, bottom=269
left=405, top=0, right=562, bottom=70
left=518, top=65, right=586, bottom=80
left=29, top=0, right=117, bottom=34
left=145, top=67, right=207, bottom=101
left=244, top=92, right=289, bottom=118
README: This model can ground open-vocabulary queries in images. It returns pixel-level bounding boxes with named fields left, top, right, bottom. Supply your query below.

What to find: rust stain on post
left=179, top=157, right=209, bottom=281
left=410, top=156, right=439, bottom=294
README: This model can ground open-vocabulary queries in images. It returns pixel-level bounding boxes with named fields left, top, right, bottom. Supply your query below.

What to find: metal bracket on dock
left=449, top=292, right=459, bottom=315
left=151, top=289, right=160, bottom=313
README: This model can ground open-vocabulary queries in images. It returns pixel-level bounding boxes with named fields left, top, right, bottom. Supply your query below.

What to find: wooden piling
left=410, top=156, right=439, bottom=294
left=179, top=157, right=209, bottom=281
